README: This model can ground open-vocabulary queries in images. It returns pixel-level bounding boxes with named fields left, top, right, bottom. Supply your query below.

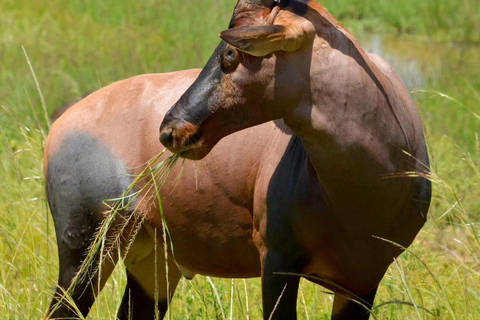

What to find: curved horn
left=220, top=10, right=315, bottom=57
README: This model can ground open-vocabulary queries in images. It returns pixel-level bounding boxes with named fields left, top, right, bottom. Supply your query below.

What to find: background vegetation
left=0, top=0, right=478, bottom=319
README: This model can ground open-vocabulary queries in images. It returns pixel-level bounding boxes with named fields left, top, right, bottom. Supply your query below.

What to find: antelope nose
left=159, top=127, right=174, bottom=148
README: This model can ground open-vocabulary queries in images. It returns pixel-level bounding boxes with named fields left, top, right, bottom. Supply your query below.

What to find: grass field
left=0, top=0, right=479, bottom=319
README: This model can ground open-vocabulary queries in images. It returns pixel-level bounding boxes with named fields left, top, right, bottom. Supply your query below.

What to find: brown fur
left=44, top=70, right=274, bottom=318
left=159, top=1, right=431, bottom=319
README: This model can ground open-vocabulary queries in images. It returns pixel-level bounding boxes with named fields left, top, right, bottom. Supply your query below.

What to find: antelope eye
left=221, top=46, right=240, bottom=73
left=225, top=48, right=235, bottom=62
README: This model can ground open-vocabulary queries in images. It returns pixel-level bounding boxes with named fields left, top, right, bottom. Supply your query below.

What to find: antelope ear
left=219, top=14, right=315, bottom=57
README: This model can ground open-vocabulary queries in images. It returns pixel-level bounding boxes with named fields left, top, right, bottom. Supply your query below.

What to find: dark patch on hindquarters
left=46, top=132, right=135, bottom=318
left=46, top=132, right=134, bottom=252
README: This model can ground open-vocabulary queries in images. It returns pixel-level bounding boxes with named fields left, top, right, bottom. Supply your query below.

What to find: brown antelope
left=44, top=1, right=430, bottom=320
left=159, top=0, right=431, bottom=319
left=44, top=69, right=268, bottom=319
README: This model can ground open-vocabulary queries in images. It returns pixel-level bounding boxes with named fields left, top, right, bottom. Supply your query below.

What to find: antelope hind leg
left=120, top=230, right=182, bottom=320
left=331, top=286, right=378, bottom=320
left=45, top=221, right=118, bottom=319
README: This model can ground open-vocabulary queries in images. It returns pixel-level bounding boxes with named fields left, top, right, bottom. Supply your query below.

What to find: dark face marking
left=160, top=42, right=230, bottom=158
left=160, top=0, right=313, bottom=158
left=163, top=41, right=227, bottom=127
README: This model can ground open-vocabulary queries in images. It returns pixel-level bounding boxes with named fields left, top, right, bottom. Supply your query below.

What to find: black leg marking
left=47, top=240, right=99, bottom=319
left=331, top=287, right=378, bottom=320
left=117, top=272, right=168, bottom=320
left=262, top=251, right=301, bottom=320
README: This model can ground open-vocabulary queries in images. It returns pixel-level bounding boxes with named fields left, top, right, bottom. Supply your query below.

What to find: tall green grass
left=322, top=0, right=480, bottom=43
left=1, top=0, right=479, bottom=319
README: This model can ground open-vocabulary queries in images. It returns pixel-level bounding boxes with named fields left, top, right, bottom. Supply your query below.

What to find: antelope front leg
left=262, top=250, right=300, bottom=320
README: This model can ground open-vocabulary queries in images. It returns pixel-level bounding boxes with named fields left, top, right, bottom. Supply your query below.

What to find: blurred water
left=361, top=35, right=427, bottom=90
left=358, top=34, right=480, bottom=92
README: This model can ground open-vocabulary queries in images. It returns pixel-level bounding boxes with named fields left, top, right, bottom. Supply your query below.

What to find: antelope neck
left=281, top=37, right=415, bottom=206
